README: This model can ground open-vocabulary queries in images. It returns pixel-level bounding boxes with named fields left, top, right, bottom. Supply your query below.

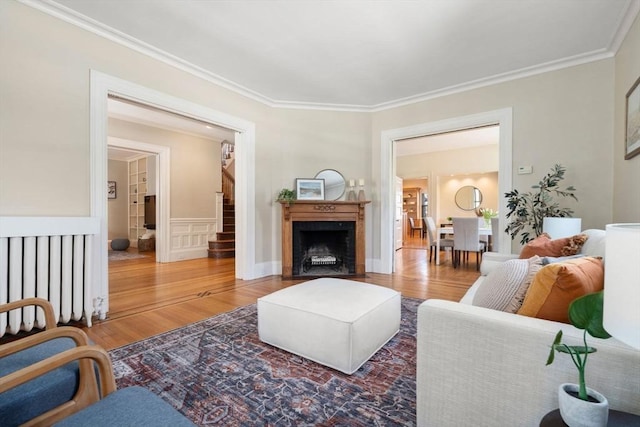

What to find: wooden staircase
left=208, top=199, right=235, bottom=259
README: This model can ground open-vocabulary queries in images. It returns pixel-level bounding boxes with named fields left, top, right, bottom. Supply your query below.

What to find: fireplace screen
left=292, top=221, right=356, bottom=276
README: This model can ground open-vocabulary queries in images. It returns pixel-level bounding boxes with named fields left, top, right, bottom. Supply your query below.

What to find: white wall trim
left=108, top=137, right=170, bottom=264
left=20, top=0, right=636, bottom=113
left=0, top=217, right=100, bottom=237
left=378, top=108, right=513, bottom=274
left=169, top=218, right=217, bottom=262
left=91, top=71, right=258, bottom=315
left=215, top=192, right=224, bottom=233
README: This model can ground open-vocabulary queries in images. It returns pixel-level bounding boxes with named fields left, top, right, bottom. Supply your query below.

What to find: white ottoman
left=257, top=278, right=401, bottom=374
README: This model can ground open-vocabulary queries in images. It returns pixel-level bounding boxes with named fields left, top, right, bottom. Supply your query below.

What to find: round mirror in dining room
left=455, top=185, right=483, bottom=210
left=315, top=169, right=346, bottom=201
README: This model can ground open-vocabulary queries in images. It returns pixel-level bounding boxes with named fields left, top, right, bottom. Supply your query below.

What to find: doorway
left=90, top=71, right=257, bottom=319
left=379, top=108, right=514, bottom=274
left=107, top=141, right=165, bottom=263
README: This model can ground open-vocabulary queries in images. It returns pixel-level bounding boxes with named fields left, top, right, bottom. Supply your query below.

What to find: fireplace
left=292, top=221, right=355, bottom=276
left=280, top=200, right=369, bottom=279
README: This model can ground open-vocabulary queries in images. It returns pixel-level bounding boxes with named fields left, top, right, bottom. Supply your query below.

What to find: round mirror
left=455, top=186, right=483, bottom=210
left=315, top=169, right=346, bottom=201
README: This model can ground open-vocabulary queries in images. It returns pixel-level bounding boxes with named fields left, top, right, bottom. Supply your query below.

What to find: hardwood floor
left=86, top=235, right=479, bottom=350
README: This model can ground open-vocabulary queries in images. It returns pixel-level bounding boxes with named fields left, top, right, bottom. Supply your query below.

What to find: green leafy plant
left=477, top=207, right=498, bottom=227
left=546, top=291, right=611, bottom=401
left=504, top=164, right=578, bottom=244
left=276, top=188, right=296, bottom=204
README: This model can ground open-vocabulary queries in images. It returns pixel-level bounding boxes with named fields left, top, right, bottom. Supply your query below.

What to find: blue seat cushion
left=54, top=386, right=195, bottom=426
left=0, top=337, right=79, bottom=427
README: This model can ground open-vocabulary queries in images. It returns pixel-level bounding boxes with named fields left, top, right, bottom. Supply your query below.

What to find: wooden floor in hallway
left=87, top=234, right=479, bottom=350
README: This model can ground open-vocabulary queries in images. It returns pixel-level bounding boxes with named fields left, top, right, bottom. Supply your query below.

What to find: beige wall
left=0, top=1, right=371, bottom=266
left=372, top=60, right=614, bottom=254
left=107, top=159, right=128, bottom=240
left=0, top=1, right=637, bottom=269
left=397, top=144, right=499, bottom=178
left=614, top=13, right=640, bottom=222
left=398, top=145, right=499, bottom=225
left=109, top=118, right=219, bottom=219
left=439, top=173, right=499, bottom=224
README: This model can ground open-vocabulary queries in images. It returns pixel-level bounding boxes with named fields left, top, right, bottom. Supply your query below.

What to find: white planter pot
left=558, top=383, right=609, bottom=427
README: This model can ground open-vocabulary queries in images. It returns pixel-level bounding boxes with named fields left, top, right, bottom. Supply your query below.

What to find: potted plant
left=477, top=207, right=498, bottom=228
left=504, top=164, right=578, bottom=244
left=276, top=188, right=296, bottom=205
left=546, top=291, right=611, bottom=427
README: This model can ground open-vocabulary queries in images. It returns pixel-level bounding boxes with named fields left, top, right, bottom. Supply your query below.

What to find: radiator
left=0, top=217, right=100, bottom=337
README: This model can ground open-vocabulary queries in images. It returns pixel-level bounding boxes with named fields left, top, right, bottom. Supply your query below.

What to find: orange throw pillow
left=519, top=233, right=588, bottom=259
left=517, top=257, right=604, bottom=323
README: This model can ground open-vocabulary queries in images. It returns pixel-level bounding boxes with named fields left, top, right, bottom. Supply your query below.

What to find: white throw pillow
left=472, top=257, right=536, bottom=311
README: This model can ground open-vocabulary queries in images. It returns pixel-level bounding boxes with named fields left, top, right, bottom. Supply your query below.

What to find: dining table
left=439, top=226, right=492, bottom=237
left=436, top=225, right=492, bottom=265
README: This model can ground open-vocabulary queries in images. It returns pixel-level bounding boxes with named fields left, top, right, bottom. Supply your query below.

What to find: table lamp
left=542, top=217, right=582, bottom=239
left=603, top=223, right=640, bottom=349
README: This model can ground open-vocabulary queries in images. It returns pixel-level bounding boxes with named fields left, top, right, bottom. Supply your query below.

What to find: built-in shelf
left=128, top=156, right=148, bottom=246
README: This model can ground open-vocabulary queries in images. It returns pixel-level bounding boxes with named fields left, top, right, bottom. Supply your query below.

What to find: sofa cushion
left=472, top=256, right=542, bottom=312
left=541, top=254, right=586, bottom=265
left=505, top=256, right=545, bottom=313
left=517, top=257, right=604, bottom=323
left=580, top=229, right=606, bottom=259
left=0, top=337, right=79, bottom=426
left=55, top=386, right=195, bottom=426
left=519, top=233, right=588, bottom=259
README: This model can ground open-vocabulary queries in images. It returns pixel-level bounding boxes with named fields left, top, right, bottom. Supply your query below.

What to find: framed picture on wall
left=296, top=178, right=325, bottom=200
left=107, top=181, right=117, bottom=199
left=625, top=75, right=640, bottom=160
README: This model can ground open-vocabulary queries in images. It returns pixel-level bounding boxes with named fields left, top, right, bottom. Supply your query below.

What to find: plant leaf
left=568, top=291, right=612, bottom=339
left=546, top=330, right=563, bottom=365
left=555, top=345, right=597, bottom=355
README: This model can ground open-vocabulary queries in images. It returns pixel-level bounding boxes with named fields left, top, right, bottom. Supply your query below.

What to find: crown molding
left=20, top=0, right=276, bottom=106
left=20, top=0, right=640, bottom=113
left=607, top=0, right=640, bottom=53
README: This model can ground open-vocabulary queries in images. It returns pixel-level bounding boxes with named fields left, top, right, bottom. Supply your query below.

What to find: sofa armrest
left=416, top=300, right=640, bottom=427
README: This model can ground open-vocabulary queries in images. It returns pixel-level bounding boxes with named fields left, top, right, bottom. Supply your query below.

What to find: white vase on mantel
left=558, top=383, right=609, bottom=427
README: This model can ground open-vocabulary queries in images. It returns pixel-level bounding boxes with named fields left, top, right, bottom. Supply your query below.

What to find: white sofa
left=416, top=229, right=640, bottom=426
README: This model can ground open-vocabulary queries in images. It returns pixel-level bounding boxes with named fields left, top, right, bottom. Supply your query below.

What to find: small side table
left=540, top=409, right=640, bottom=426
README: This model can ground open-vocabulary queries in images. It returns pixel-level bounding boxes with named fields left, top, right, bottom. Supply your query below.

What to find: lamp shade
left=603, top=223, right=640, bottom=349
left=542, top=217, right=582, bottom=239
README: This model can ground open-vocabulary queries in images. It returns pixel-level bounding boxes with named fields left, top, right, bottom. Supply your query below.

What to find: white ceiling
left=37, top=0, right=639, bottom=111
left=107, top=98, right=236, bottom=161
left=395, top=125, right=499, bottom=157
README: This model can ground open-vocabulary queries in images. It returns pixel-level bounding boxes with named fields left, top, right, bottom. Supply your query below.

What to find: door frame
left=108, top=137, right=169, bottom=263
left=90, top=70, right=256, bottom=318
left=379, top=108, right=513, bottom=273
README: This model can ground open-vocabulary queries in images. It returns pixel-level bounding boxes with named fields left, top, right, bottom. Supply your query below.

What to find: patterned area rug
left=109, top=297, right=422, bottom=426
left=108, top=251, right=148, bottom=261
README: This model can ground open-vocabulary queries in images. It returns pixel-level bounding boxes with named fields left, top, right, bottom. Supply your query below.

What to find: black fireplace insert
left=292, top=221, right=356, bottom=277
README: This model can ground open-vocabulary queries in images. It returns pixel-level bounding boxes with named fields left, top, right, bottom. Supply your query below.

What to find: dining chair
left=478, top=217, right=495, bottom=252
left=452, top=217, right=486, bottom=270
left=491, top=216, right=500, bottom=252
left=425, top=217, right=454, bottom=263
left=408, top=217, right=423, bottom=238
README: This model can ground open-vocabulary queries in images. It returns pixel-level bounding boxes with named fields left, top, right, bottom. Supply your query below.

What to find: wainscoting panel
left=169, top=218, right=217, bottom=261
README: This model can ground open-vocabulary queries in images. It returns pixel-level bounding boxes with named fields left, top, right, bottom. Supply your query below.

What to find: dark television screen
left=144, top=195, right=156, bottom=230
